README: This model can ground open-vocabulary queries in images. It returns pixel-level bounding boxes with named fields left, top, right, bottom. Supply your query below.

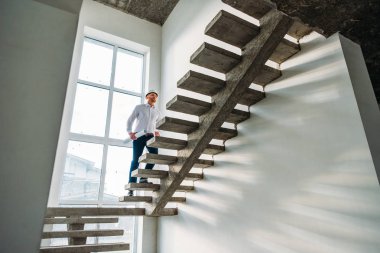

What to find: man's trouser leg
left=140, top=135, right=158, bottom=182
left=128, top=136, right=145, bottom=183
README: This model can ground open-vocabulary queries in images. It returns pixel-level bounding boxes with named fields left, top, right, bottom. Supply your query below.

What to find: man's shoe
left=127, top=190, right=133, bottom=196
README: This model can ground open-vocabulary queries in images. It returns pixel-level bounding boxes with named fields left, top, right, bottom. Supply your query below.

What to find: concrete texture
left=272, top=0, right=380, bottom=102
left=190, top=42, right=242, bottom=73
left=205, top=10, right=261, bottom=48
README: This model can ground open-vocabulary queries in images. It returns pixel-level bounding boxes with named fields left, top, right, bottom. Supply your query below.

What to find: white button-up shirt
left=127, top=103, right=161, bottom=134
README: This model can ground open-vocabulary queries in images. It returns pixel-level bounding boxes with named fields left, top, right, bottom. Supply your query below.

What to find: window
left=59, top=37, right=145, bottom=204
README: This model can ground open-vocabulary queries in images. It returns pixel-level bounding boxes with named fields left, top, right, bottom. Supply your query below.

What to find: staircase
left=123, top=0, right=312, bottom=216
left=41, top=0, right=314, bottom=251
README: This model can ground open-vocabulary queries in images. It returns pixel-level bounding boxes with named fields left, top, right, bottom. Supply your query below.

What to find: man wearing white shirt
left=126, top=90, right=161, bottom=196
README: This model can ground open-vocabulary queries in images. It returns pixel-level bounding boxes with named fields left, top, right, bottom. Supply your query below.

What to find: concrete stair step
left=270, top=38, right=300, bottom=64
left=125, top=182, right=160, bottom=191
left=147, top=136, right=187, bottom=150
left=157, top=117, right=199, bottom=134
left=214, top=127, right=238, bottom=140
left=203, top=143, right=225, bottom=155
left=157, top=117, right=237, bottom=140
left=40, top=243, right=129, bottom=253
left=288, top=19, right=313, bottom=40
left=44, top=217, right=119, bottom=225
left=138, top=153, right=177, bottom=165
left=253, top=65, right=281, bottom=86
left=45, top=208, right=145, bottom=217
left=239, top=88, right=265, bottom=106
left=132, top=168, right=168, bottom=178
left=177, top=70, right=225, bottom=96
left=177, top=185, right=195, bottom=192
left=226, top=108, right=250, bottom=123
left=131, top=169, right=203, bottom=182
left=221, top=0, right=276, bottom=20
left=147, top=136, right=225, bottom=155
left=221, top=0, right=312, bottom=40
left=166, top=95, right=250, bottom=124
left=119, top=196, right=153, bottom=203
left=185, top=172, right=204, bottom=181
left=41, top=229, right=124, bottom=239
left=169, top=197, right=186, bottom=203
left=205, top=10, right=260, bottom=48
left=138, top=153, right=214, bottom=168
left=167, top=95, right=211, bottom=116
left=190, top=42, right=241, bottom=73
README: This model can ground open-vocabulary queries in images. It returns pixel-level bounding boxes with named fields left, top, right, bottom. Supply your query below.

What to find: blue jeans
left=128, top=134, right=158, bottom=183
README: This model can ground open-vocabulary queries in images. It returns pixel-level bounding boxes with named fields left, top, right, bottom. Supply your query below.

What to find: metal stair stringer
left=147, top=9, right=294, bottom=216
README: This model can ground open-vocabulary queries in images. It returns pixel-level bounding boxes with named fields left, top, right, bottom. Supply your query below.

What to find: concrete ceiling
left=94, top=0, right=179, bottom=25
left=96, top=0, right=379, bottom=103
left=272, top=0, right=380, bottom=103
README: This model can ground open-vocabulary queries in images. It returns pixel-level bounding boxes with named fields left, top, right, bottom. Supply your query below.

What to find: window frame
left=58, top=36, right=146, bottom=206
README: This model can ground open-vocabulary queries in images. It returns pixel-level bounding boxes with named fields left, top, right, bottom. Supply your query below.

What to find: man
left=126, top=89, right=160, bottom=196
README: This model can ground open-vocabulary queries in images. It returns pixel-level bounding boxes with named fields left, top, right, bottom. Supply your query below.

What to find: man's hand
left=154, top=131, right=160, bottom=137
left=129, top=132, right=137, bottom=140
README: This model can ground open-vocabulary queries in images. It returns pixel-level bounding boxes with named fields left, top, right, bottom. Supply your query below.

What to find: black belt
left=145, top=133, right=154, bottom=137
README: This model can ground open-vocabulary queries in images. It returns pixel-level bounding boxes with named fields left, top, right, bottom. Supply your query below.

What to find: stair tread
left=221, top=0, right=276, bottom=20
left=158, top=117, right=237, bottom=140
left=45, top=208, right=145, bottom=217
left=288, top=19, right=313, bottom=40
left=147, top=136, right=187, bottom=150
left=40, top=243, right=129, bottom=253
left=177, top=185, right=195, bottom=192
left=125, top=183, right=160, bottom=191
left=138, top=153, right=177, bottom=165
left=41, top=229, right=124, bottom=239
left=119, top=196, right=152, bottom=202
left=148, top=136, right=225, bottom=155
left=205, top=10, right=260, bottom=48
left=167, top=95, right=211, bottom=116
left=139, top=153, right=213, bottom=168
left=177, top=70, right=226, bottom=96
left=169, top=197, right=186, bottom=202
left=44, top=217, right=118, bottom=224
left=185, top=172, right=204, bottom=181
left=239, top=88, right=265, bottom=106
left=253, top=65, right=281, bottom=86
left=166, top=95, right=250, bottom=124
left=214, top=127, right=238, bottom=140
left=132, top=168, right=168, bottom=178
left=227, top=109, right=250, bottom=123
left=203, top=144, right=225, bottom=155
left=190, top=42, right=241, bottom=73
left=157, top=117, right=199, bottom=134
left=270, top=38, right=300, bottom=64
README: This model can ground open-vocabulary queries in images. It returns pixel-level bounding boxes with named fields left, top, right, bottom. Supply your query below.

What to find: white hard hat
left=145, top=89, right=158, bottom=97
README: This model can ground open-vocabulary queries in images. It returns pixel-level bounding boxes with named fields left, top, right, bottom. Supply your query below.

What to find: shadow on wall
left=160, top=33, right=380, bottom=253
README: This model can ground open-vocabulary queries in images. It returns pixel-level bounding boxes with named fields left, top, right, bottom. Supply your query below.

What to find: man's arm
left=127, top=106, right=138, bottom=140
left=154, top=109, right=161, bottom=137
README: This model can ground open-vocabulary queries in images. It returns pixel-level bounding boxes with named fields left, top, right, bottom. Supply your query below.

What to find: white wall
left=339, top=35, right=380, bottom=182
left=158, top=1, right=380, bottom=253
left=0, top=1, right=81, bottom=252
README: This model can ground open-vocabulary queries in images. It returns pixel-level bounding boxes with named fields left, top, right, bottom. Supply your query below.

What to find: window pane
left=60, top=141, right=103, bottom=202
left=109, top=92, right=141, bottom=139
left=114, top=48, right=143, bottom=93
left=103, top=146, right=132, bottom=202
left=78, top=38, right=113, bottom=86
left=70, top=84, right=108, bottom=137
